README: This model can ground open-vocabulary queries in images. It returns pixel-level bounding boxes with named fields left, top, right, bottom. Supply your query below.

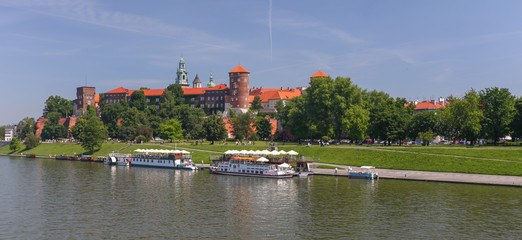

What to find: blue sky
left=1, top=0, right=522, bottom=125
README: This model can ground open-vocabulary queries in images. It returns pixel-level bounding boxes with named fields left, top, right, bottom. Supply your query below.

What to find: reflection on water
left=0, top=156, right=520, bottom=239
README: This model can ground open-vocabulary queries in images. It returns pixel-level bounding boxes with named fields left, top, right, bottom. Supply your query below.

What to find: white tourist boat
left=105, top=153, right=130, bottom=166
left=209, top=149, right=313, bottom=178
left=129, top=149, right=197, bottom=170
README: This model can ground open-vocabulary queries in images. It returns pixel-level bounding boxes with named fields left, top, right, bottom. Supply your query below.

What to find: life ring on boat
left=271, top=165, right=275, bottom=170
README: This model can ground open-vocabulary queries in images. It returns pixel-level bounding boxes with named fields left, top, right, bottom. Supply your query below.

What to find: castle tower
left=193, top=74, right=201, bottom=88
left=228, top=65, right=250, bottom=114
left=310, top=70, right=328, bottom=79
left=73, top=86, right=96, bottom=116
left=207, top=72, right=216, bottom=87
left=176, top=57, right=189, bottom=88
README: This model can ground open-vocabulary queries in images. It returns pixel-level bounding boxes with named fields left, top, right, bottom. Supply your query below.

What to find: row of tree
left=276, top=75, right=522, bottom=145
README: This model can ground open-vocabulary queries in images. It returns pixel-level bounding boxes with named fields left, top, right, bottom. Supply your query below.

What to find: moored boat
left=209, top=149, right=313, bottom=178
left=348, top=166, right=379, bottom=179
left=129, top=149, right=197, bottom=170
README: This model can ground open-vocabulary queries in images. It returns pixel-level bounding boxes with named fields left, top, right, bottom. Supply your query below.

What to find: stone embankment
left=310, top=163, right=522, bottom=187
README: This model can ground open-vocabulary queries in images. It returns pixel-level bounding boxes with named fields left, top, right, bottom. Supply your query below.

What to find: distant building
left=207, top=72, right=216, bottom=87
left=310, top=70, right=329, bottom=78
left=175, top=57, right=190, bottom=88
left=248, top=87, right=302, bottom=112
left=4, top=126, right=16, bottom=141
left=73, top=86, right=97, bottom=116
left=193, top=74, right=202, bottom=88
left=406, top=97, right=449, bottom=113
left=225, top=65, right=250, bottom=115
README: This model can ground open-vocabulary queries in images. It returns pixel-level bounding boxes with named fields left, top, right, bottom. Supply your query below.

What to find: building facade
left=73, top=86, right=96, bottom=116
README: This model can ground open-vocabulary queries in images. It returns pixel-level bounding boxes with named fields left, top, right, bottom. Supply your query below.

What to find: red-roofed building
left=406, top=97, right=449, bottom=113
left=248, top=87, right=302, bottom=112
left=311, top=70, right=329, bottom=78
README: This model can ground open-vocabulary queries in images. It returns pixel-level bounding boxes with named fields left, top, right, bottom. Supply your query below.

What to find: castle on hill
left=74, top=57, right=305, bottom=116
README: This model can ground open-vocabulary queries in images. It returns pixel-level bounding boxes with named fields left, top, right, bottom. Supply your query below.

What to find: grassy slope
left=170, top=143, right=522, bottom=176
left=0, top=142, right=129, bottom=158
left=387, top=147, right=522, bottom=162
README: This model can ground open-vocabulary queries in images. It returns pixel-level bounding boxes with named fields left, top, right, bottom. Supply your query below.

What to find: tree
left=136, top=125, right=153, bottom=142
left=71, top=118, right=87, bottom=141
left=231, top=111, right=255, bottom=140
left=255, top=117, right=273, bottom=140
left=129, top=90, right=147, bottom=111
left=331, top=77, right=362, bottom=140
left=118, top=126, right=137, bottom=141
left=0, top=126, right=5, bottom=140
left=159, top=119, right=183, bottom=142
left=101, top=101, right=128, bottom=138
left=480, top=87, right=516, bottom=144
left=81, top=116, right=107, bottom=153
left=342, top=105, right=370, bottom=141
left=511, top=97, right=522, bottom=140
left=276, top=129, right=294, bottom=142
left=203, top=115, right=227, bottom=144
left=23, top=132, right=40, bottom=150
left=368, top=97, right=413, bottom=145
left=159, top=84, right=184, bottom=118
left=9, top=137, right=21, bottom=152
left=439, top=90, right=483, bottom=144
left=305, top=75, right=335, bottom=138
left=418, top=130, right=435, bottom=146
left=408, top=111, right=438, bottom=140
left=18, top=117, right=35, bottom=140
left=172, top=105, right=205, bottom=139
left=41, top=113, right=68, bottom=140
left=84, top=105, right=97, bottom=119
left=250, top=96, right=263, bottom=111
left=43, top=95, right=73, bottom=118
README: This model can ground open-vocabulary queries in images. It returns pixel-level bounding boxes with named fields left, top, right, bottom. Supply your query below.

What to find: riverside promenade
left=310, top=163, right=522, bottom=187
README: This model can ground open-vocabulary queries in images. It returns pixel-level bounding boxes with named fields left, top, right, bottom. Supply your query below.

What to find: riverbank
left=309, top=164, right=522, bottom=187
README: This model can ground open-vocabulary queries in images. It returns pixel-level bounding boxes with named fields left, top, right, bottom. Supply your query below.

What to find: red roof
left=311, top=70, right=328, bottom=78
left=128, top=89, right=165, bottom=96
left=183, top=84, right=229, bottom=95
left=106, top=87, right=129, bottom=94
left=229, top=65, right=249, bottom=73
left=249, top=88, right=302, bottom=103
left=406, top=101, right=446, bottom=110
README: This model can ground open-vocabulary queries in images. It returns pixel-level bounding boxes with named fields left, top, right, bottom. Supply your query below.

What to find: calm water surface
left=0, top=156, right=520, bottom=239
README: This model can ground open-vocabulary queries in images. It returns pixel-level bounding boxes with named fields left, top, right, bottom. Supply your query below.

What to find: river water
left=0, top=155, right=520, bottom=239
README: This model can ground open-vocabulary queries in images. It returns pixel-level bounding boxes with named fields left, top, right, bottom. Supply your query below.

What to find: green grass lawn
left=384, top=147, right=522, bottom=162
left=0, top=142, right=129, bottom=158
left=174, top=144, right=522, bottom=176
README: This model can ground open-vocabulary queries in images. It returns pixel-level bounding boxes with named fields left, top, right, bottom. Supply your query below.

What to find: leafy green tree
left=18, top=117, right=35, bottom=140
left=439, top=90, right=483, bottom=144
left=159, top=84, right=184, bottom=118
left=368, top=97, right=413, bottom=145
left=136, top=125, right=153, bottom=142
left=408, top=111, right=438, bottom=140
left=480, top=87, right=516, bottom=144
left=250, top=96, right=263, bottom=111
left=172, top=105, right=205, bottom=139
left=118, top=126, right=137, bottom=141
left=277, top=97, right=312, bottom=140
left=129, top=90, right=147, bottom=111
left=101, top=102, right=128, bottom=138
left=147, top=115, right=162, bottom=138
left=81, top=116, right=107, bottom=153
left=305, top=75, right=335, bottom=138
left=203, top=115, right=227, bottom=144
left=9, top=137, right=21, bottom=152
left=331, top=77, right=362, bottom=140
left=255, top=117, right=273, bottom=140
left=71, top=118, right=87, bottom=141
left=418, top=130, right=435, bottom=146
left=231, top=111, right=255, bottom=140
left=43, top=95, right=73, bottom=118
left=23, top=132, right=40, bottom=150
left=0, top=126, right=5, bottom=140
left=342, top=105, right=370, bottom=141
left=84, top=105, right=97, bottom=119
left=159, top=119, right=183, bottom=142
left=41, top=112, right=68, bottom=140
left=511, top=97, right=522, bottom=140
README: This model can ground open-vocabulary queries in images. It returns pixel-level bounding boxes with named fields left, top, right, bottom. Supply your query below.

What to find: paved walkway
left=310, top=163, right=522, bottom=187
